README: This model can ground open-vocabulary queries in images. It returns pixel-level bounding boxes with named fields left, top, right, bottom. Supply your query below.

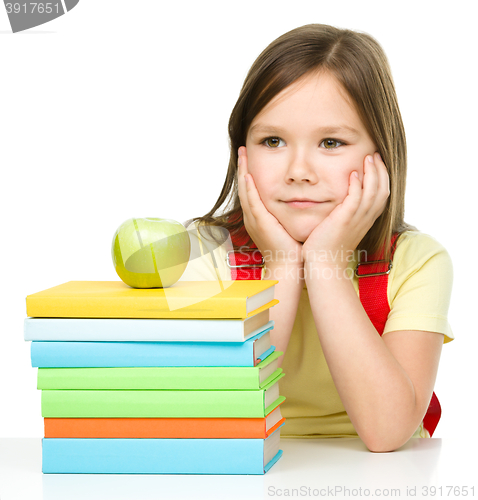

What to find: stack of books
left=24, top=280, right=285, bottom=474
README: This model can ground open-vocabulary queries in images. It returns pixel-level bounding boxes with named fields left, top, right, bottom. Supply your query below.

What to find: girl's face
left=245, top=71, right=378, bottom=243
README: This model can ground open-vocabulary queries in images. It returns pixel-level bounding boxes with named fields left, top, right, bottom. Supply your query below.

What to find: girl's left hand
left=302, top=152, right=390, bottom=269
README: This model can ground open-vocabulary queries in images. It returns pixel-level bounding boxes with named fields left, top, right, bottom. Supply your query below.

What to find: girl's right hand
left=237, top=146, right=303, bottom=266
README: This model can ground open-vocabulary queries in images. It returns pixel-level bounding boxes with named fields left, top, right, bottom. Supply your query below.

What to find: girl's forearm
left=263, top=262, right=304, bottom=367
left=304, top=261, right=421, bottom=452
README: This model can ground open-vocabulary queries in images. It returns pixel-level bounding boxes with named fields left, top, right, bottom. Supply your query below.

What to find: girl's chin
left=269, top=209, right=323, bottom=244
left=283, top=224, right=316, bottom=244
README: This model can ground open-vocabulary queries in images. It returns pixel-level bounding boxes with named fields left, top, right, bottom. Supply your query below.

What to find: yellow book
left=26, top=280, right=279, bottom=319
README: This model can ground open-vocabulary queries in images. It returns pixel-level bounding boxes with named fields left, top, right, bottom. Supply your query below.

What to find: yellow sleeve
left=383, top=231, right=454, bottom=343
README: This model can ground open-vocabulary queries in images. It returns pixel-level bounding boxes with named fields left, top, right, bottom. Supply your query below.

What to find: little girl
left=184, top=24, right=454, bottom=452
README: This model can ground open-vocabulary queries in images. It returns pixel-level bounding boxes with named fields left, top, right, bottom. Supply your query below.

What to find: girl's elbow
left=364, top=440, right=401, bottom=453
left=357, top=410, right=422, bottom=452
left=360, top=429, right=411, bottom=453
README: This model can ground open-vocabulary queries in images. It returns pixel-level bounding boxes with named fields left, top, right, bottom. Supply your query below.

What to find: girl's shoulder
left=388, top=230, right=453, bottom=310
left=393, top=230, right=452, bottom=273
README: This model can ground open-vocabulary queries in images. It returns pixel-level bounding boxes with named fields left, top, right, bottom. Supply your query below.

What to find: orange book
left=44, top=405, right=285, bottom=439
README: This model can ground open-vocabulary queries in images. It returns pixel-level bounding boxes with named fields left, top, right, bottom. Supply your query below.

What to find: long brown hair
left=184, top=24, right=417, bottom=262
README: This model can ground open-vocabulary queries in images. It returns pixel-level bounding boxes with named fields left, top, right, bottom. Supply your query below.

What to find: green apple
left=112, top=218, right=191, bottom=288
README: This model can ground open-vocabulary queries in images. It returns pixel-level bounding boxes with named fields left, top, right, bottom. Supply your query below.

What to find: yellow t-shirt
left=183, top=224, right=454, bottom=439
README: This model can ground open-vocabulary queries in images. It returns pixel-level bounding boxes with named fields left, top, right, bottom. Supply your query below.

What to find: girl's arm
left=304, top=261, right=443, bottom=452
left=264, top=262, right=304, bottom=367
left=302, top=152, right=444, bottom=452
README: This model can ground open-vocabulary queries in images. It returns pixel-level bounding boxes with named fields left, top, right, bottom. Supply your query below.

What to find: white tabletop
left=0, top=437, right=476, bottom=499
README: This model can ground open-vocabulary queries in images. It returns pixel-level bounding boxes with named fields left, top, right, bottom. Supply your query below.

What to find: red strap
left=357, top=233, right=400, bottom=336
left=228, top=222, right=263, bottom=280
left=423, top=394, right=441, bottom=437
left=228, top=248, right=263, bottom=280
left=229, top=228, right=441, bottom=437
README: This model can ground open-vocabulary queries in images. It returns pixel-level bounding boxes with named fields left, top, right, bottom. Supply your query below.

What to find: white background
left=0, top=0, right=476, bottom=440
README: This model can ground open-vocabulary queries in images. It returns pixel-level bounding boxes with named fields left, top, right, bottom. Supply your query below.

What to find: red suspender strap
left=228, top=226, right=441, bottom=437
left=356, top=233, right=441, bottom=437
left=355, top=233, right=400, bottom=336
left=226, top=245, right=264, bottom=280
left=227, top=227, right=264, bottom=280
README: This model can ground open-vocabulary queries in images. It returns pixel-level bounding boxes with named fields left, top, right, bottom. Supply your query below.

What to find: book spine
left=24, top=318, right=275, bottom=343
left=43, top=417, right=285, bottom=439
left=41, top=390, right=271, bottom=418
left=37, top=366, right=274, bottom=390
left=42, top=437, right=280, bottom=474
left=26, top=281, right=278, bottom=319
left=31, top=341, right=259, bottom=368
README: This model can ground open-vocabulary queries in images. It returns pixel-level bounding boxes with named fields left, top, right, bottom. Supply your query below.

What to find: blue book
left=42, top=427, right=283, bottom=474
left=30, top=327, right=274, bottom=367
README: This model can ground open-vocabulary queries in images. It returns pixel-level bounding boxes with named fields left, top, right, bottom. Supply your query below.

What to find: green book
left=41, top=374, right=285, bottom=418
left=37, top=351, right=283, bottom=390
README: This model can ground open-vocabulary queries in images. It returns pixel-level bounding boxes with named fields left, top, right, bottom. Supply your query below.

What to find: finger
left=238, top=146, right=249, bottom=181
left=238, top=149, right=274, bottom=225
left=362, top=155, right=380, bottom=212
left=237, top=148, right=267, bottom=225
left=328, top=169, right=362, bottom=227
left=237, top=147, right=252, bottom=220
left=369, top=152, right=390, bottom=214
left=242, top=163, right=264, bottom=220
left=339, top=169, right=363, bottom=215
left=375, top=152, right=391, bottom=198
left=237, top=146, right=246, bottom=179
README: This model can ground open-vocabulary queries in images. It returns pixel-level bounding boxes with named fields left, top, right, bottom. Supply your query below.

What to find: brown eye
left=320, top=138, right=345, bottom=149
left=323, top=139, right=338, bottom=149
left=265, top=137, right=283, bottom=148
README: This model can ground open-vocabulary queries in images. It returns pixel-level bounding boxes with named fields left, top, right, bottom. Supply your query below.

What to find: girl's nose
left=284, top=151, right=319, bottom=183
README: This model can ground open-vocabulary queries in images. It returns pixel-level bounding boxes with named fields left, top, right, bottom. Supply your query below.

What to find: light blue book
left=30, top=326, right=274, bottom=367
left=42, top=427, right=283, bottom=474
left=24, top=314, right=273, bottom=342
